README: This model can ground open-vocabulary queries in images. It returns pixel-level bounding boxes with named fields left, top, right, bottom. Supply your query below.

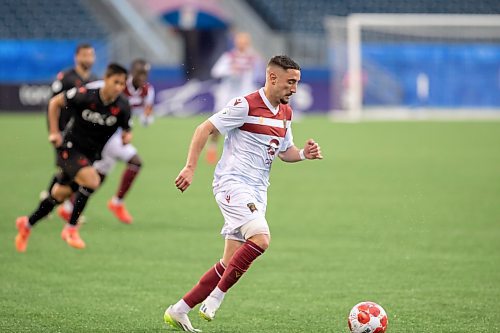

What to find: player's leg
left=200, top=221, right=270, bottom=321
left=164, top=232, right=243, bottom=331
left=107, top=153, right=141, bottom=224
left=15, top=174, right=73, bottom=252
left=60, top=166, right=100, bottom=249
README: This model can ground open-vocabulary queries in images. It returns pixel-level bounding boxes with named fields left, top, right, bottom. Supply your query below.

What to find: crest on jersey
left=247, top=203, right=257, bottom=213
left=110, top=106, right=120, bottom=116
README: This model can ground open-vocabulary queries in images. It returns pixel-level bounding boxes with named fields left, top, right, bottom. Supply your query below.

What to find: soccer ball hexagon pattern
left=348, top=301, right=388, bottom=333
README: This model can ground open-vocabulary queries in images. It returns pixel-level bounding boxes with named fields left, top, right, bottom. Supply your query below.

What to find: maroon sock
left=183, top=261, right=226, bottom=308
left=217, top=240, right=265, bottom=292
left=70, top=192, right=77, bottom=205
left=116, top=164, right=140, bottom=200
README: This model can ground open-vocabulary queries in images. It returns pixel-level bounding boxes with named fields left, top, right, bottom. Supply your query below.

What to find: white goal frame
left=326, top=14, right=500, bottom=120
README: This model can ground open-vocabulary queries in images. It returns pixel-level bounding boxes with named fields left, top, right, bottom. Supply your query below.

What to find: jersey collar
left=258, top=87, right=279, bottom=115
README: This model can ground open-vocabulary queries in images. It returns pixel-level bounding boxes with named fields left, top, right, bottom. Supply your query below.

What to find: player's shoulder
left=226, top=96, right=249, bottom=110
left=116, top=94, right=131, bottom=110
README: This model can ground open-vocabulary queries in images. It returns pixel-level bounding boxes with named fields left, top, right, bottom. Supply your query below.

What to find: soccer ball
left=348, top=301, right=388, bottom=333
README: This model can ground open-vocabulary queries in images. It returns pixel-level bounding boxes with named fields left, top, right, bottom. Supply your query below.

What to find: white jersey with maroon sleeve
left=124, top=77, right=155, bottom=115
left=209, top=88, right=294, bottom=194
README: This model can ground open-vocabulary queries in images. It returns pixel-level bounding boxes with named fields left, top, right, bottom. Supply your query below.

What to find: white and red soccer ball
left=348, top=301, right=388, bottom=333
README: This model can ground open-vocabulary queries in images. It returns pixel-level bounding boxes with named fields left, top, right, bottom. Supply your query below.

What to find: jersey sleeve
left=145, top=84, right=155, bottom=106
left=208, top=97, right=248, bottom=135
left=211, top=53, right=232, bottom=79
left=51, top=72, right=65, bottom=95
left=64, top=87, right=87, bottom=110
left=119, top=102, right=132, bottom=131
left=280, top=125, right=294, bottom=152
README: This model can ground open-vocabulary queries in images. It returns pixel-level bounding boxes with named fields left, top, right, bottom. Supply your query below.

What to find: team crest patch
left=247, top=203, right=257, bottom=213
left=110, top=106, right=120, bottom=115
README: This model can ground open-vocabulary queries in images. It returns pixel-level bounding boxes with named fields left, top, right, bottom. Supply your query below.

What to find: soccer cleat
left=15, top=216, right=31, bottom=252
left=164, top=306, right=201, bottom=332
left=205, top=147, right=218, bottom=165
left=107, top=200, right=133, bottom=224
left=199, top=296, right=222, bottom=322
left=61, top=226, right=86, bottom=249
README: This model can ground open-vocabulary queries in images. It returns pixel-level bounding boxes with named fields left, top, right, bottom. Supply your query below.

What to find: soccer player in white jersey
left=164, top=55, right=323, bottom=332
left=58, top=59, right=154, bottom=224
left=206, top=32, right=263, bottom=164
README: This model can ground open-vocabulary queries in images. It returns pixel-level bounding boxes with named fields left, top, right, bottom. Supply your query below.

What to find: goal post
left=325, top=14, right=500, bottom=120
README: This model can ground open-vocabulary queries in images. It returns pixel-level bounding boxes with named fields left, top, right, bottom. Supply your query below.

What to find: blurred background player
left=15, top=63, right=131, bottom=252
left=40, top=43, right=97, bottom=204
left=58, top=59, right=154, bottom=224
left=206, top=32, right=263, bottom=164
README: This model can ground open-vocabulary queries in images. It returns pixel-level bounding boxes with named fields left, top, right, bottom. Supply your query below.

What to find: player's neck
left=75, top=65, right=90, bottom=80
left=99, top=88, right=115, bottom=105
left=263, top=86, right=280, bottom=107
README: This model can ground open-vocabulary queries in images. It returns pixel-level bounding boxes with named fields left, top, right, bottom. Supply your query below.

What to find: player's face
left=75, top=48, right=95, bottom=71
left=132, top=71, right=148, bottom=88
left=275, top=68, right=300, bottom=104
left=103, top=73, right=127, bottom=99
left=235, top=33, right=251, bottom=52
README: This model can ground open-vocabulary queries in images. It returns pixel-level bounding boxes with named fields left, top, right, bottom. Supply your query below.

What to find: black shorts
left=55, top=147, right=94, bottom=185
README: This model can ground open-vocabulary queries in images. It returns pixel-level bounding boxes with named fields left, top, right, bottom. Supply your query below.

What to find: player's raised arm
left=175, top=120, right=219, bottom=192
left=279, top=139, right=323, bottom=162
left=47, top=92, right=67, bottom=147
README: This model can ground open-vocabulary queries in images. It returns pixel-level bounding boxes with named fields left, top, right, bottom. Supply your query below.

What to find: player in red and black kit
left=41, top=43, right=98, bottom=201
left=15, top=63, right=131, bottom=252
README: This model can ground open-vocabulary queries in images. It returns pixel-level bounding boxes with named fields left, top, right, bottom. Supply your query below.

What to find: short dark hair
left=131, top=58, right=151, bottom=72
left=75, top=43, right=94, bottom=54
left=105, top=63, right=128, bottom=77
left=267, top=55, right=301, bottom=71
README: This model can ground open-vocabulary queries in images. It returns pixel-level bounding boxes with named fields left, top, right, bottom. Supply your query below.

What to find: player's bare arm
left=175, top=120, right=219, bottom=192
left=279, top=139, right=323, bottom=162
left=144, top=104, right=153, bottom=117
left=47, top=92, right=66, bottom=147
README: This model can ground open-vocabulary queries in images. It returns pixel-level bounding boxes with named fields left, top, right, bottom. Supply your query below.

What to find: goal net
left=325, top=14, right=500, bottom=120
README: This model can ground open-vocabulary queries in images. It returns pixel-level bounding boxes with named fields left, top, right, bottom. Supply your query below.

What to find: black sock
left=29, top=196, right=60, bottom=227
left=69, top=186, right=94, bottom=226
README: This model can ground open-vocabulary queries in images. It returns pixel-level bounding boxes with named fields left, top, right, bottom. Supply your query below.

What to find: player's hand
left=175, top=166, right=194, bottom=192
left=303, top=139, right=323, bottom=160
left=48, top=132, right=62, bottom=148
left=122, top=131, right=132, bottom=145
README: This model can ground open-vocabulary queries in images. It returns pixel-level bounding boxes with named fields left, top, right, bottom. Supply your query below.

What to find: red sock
left=217, top=240, right=265, bottom=292
left=116, top=164, right=140, bottom=200
left=183, top=260, right=226, bottom=308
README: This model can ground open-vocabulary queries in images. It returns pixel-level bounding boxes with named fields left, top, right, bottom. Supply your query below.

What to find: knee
left=128, top=155, right=142, bottom=169
left=249, top=234, right=270, bottom=251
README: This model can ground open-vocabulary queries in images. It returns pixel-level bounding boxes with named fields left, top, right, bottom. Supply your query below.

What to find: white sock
left=172, top=299, right=192, bottom=314
left=63, top=199, right=73, bottom=211
left=111, top=196, right=123, bottom=205
left=209, top=287, right=226, bottom=301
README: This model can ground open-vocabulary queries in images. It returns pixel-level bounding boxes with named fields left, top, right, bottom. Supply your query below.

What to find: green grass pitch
left=0, top=113, right=499, bottom=332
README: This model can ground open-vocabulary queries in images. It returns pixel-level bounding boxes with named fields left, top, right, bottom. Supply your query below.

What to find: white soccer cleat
left=199, top=296, right=222, bottom=322
left=164, top=305, right=201, bottom=332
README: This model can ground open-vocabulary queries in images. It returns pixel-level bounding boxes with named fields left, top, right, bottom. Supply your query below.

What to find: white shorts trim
left=93, top=131, right=137, bottom=175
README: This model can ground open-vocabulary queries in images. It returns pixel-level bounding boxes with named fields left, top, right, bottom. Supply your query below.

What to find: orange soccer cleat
left=57, top=205, right=71, bottom=223
left=107, top=200, right=133, bottom=224
left=206, top=146, right=218, bottom=165
left=15, top=216, right=31, bottom=252
left=61, top=225, right=86, bottom=249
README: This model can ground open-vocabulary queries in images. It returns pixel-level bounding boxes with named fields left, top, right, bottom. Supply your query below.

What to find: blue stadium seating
left=245, top=0, right=500, bottom=33
left=0, top=0, right=107, bottom=39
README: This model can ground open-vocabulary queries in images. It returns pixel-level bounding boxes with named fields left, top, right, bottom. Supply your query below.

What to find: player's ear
left=269, top=71, right=277, bottom=85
